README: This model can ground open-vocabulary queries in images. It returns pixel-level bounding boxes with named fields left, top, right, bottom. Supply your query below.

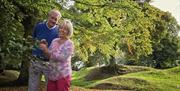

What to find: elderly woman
left=40, top=19, right=74, bottom=91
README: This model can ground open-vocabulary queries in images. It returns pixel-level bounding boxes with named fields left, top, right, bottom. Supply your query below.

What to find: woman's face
left=59, top=25, right=69, bottom=39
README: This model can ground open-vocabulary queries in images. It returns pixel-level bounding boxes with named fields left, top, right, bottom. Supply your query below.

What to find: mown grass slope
left=72, top=65, right=180, bottom=91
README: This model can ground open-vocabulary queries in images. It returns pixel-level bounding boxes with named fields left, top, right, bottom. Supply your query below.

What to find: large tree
left=65, top=0, right=152, bottom=64
left=56, top=0, right=155, bottom=74
left=63, top=0, right=180, bottom=69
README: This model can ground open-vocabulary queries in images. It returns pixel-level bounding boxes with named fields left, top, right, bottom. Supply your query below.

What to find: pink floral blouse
left=48, top=38, right=74, bottom=81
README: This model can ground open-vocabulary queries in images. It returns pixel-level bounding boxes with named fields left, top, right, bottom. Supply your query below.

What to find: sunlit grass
left=72, top=66, right=180, bottom=91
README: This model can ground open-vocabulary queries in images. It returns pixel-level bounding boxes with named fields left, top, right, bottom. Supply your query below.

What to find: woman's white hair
left=62, top=19, right=73, bottom=38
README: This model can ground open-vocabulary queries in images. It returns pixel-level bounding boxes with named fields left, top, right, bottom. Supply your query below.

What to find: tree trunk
left=0, top=34, right=4, bottom=73
left=109, top=55, right=116, bottom=66
left=16, top=15, right=33, bottom=85
left=155, top=62, right=162, bottom=69
left=107, top=42, right=123, bottom=74
left=109, top=42, right=117, bottom=66
left=103, top=57, right=126, bottom=75
left=107, top=55, right=121, bottom=75
left=16, top=60, right=29, bottom=85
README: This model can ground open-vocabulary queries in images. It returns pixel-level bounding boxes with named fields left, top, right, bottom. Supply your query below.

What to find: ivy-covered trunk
left=16, top=15, right=33, bottom=85
left=17, top=60, right=29, bottom=85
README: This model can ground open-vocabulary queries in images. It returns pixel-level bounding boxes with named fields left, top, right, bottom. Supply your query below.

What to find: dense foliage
left=64, top=0, right=180, bottom=68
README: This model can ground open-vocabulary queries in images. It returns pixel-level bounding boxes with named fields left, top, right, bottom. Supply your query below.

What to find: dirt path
left=0, top=86, right=117, bottom=91
left=0, top=70, right=91, bottom=91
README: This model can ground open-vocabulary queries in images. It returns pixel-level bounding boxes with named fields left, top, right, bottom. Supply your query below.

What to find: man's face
left=47, top=12, right=60, bottom=28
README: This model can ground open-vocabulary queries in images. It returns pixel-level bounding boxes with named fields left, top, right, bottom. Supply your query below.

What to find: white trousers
left=28, top=60, right=50, bottom=91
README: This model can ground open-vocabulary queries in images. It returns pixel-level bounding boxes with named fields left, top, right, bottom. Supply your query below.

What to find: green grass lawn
left=1, top=66, right=180, bottom=91
left=72, top=66, right=180, bottom=91
left=119, top=66, right=180, bottom=91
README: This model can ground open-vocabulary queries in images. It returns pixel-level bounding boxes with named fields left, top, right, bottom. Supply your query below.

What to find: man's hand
left=39, top=40, right=50, bottom=58
left=40, top=43, right=47, bottom=51
left=39, top=39, right=48, bottom=51
left=40, top=39, right=48, bottom=46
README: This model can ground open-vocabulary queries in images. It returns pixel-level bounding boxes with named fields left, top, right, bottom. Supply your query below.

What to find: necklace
left=58, top=38, right=68, bottom=45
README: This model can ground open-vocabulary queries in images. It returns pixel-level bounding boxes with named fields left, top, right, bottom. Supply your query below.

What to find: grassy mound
left=90, top=75, right=159, bottom=91
left=72, top=65, right=180, bottom=91
left=0, top=70, right=19, bottom=84
left=92, top=77, right=157, bottom=91
left=72, top=65, right=155, bottom=82
left=85, top=65, right=155, bottom=81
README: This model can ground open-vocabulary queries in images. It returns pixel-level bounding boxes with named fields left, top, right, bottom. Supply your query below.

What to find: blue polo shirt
left=32, top=21, right=59, bottom=59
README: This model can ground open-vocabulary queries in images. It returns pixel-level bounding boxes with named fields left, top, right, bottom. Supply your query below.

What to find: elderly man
left=28, top=9, right=61, bottom=91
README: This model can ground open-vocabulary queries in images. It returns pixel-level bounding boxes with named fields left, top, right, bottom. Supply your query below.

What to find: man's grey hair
left=48, top=9, right=62, bottom=18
